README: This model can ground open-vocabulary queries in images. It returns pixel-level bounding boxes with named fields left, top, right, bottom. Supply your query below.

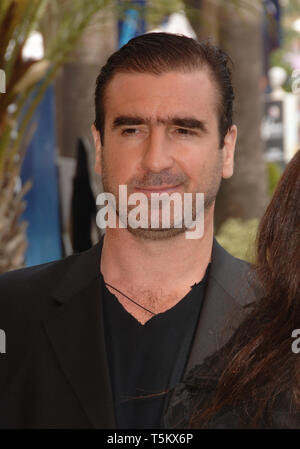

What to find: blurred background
left=0, top=0, right=299, bottom=272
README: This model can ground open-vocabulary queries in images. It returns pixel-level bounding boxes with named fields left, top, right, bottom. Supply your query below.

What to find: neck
left=100, top=207, right=214, bottom=294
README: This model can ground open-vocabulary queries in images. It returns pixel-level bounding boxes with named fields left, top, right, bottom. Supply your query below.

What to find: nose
left=141, top=127, right=174, bottom=173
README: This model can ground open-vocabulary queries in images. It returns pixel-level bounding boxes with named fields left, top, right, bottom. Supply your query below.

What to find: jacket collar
left=51, top=237, right=104, bottom=304
left=184, top=238, right=256, bottom=374
left=43, top=236, right=115, bottom=429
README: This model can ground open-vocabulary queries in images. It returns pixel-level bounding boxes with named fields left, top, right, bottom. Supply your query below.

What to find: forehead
left=104, top=69, right=220, bottom=122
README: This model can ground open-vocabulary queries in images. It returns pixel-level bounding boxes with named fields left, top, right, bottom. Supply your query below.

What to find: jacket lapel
left=164, top=240, right=257, bottom=428
left=185, top=239, right=256, bottom=374
left=43, top=237, right=115, bottom=428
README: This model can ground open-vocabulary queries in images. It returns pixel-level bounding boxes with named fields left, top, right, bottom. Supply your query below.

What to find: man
left=0, top=33, right=256, bottom=428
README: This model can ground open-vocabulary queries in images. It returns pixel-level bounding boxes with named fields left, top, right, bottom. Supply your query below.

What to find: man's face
left=92, top=69, right=237, bottom=239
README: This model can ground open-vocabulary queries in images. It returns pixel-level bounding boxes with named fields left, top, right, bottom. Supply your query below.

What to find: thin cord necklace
left=104, top=280, right=201, bottom=316
left=104, top=282, right=156, bottom=315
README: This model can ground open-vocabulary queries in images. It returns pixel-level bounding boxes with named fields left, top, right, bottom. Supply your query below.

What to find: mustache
left=129, top=170, right=188, bottom=187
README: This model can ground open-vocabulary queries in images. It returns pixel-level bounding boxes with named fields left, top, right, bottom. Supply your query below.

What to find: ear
left=222, top=125, right=237, bottom=179
left=91, top=124, right=102, bottom=175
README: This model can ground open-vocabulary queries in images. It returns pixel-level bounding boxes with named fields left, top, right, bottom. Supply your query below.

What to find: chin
left=127, top=226, right=186, bottom=241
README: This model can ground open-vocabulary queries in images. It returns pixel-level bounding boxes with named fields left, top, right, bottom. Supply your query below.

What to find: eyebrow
left=111, top=115, right=208, bottom=133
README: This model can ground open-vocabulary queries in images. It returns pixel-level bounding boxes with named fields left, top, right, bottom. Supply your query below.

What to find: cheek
left=179, top=147, right=221, bottom=186
left=103, top=146, right=138, bottom=183
left=178, top=152, right=208, bottom=178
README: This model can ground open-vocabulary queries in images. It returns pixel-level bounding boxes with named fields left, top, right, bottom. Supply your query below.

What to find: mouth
left=133, top=185, right=182, bottom=196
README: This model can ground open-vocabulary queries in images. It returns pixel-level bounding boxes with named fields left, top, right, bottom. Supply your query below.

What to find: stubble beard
left=100, top=150, right=223, bottom=240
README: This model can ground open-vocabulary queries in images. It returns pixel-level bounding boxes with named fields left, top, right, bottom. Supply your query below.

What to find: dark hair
left=189, top=150, right=300, bottom=428
left=94, top=32, right=234, bottom=148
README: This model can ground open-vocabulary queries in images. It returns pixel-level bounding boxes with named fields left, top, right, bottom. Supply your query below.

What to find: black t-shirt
left=101, top=266, right=209, bottom=429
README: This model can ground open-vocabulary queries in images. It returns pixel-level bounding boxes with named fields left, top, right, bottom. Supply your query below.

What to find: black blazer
left=0, top=237, right=255, bottom=428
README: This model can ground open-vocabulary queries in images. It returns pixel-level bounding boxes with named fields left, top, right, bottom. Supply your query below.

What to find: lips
left=134, top=185, right=182, bottom=195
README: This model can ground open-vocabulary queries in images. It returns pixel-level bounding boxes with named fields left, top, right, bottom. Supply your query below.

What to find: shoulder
left=0, top=255, right=84, bottom=353
left=0, top=238, right=103, bottom=330
left=0, top=242, right=102, bottom=374
left=210, top=239, right=259, bottom=307
left=0, top=254, right=79, bottom=311
left=0, top=239, right=103, bottom=314
left=211, top=239, right=252, bottom=283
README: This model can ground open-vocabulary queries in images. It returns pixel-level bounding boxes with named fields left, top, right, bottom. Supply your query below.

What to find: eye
left=175, top=128, right=196, bottom=136
left=121, top=128, right=140, bottom=136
